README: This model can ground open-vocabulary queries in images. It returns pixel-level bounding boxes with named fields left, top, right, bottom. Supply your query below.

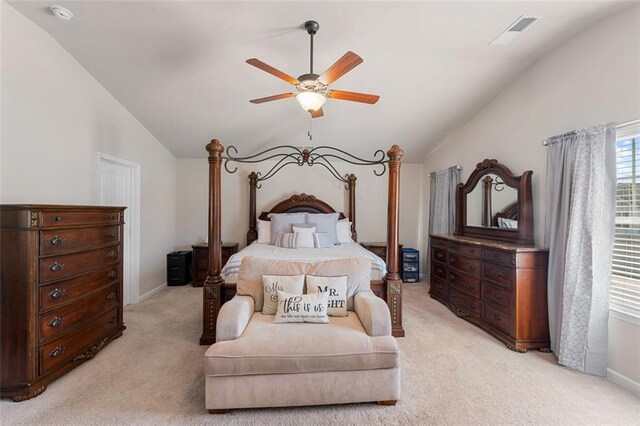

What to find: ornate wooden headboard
left=493, top=201, right=518, bottom=226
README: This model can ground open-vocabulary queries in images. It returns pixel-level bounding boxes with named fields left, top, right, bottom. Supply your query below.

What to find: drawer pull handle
left=49, top=346, right=65, bottom=358
left=466, top=283, right=475, bottom=290
left=469, top=302, right=476, bottom=309
left=493, top=292, right=503, bottom=301
left=108, top=215, right=117, bottom=220
left=449, top=274, right=455, bottom=281
left=449, top=255, right=456, bottom=263
left=52, top=216, right=63, bottom=222
left=107, top=292, right=116, bottom=301
left=49, top=288, right=65, bottom=299
left=435, top=252, right=443, bottom=259
left=490, top=269, right=503, bottom=279
left=108, top=315, right=117, bottom=324
left=493, top=313, right=501, bottom=321
left=107, top=250, right=117, bottom=259
left=49, top=261, right=64, bottom=272
left=48, top=317, right=64, bottom=328
left=436, top=267, right=443, bottom=275
left=107, top=230, right=117, bottom=239
left=466, top=264, right=476, bottom=272
left=49, top=235, right=64, bottom=246
left=108, top=271, right=117, bottom=280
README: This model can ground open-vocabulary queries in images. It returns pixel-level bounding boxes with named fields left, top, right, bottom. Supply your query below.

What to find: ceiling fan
left=247, top=20, right=380, bottom=119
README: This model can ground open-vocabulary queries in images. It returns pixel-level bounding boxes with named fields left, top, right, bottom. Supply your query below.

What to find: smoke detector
left=490, top=16, right=540, bottom=46
left=50, top=5, right=74, bottom=21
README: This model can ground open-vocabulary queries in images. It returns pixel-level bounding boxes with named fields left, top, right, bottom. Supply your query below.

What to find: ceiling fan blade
left=318, top=51, right=363, bottom=85
left=246, top=58, right=300, bottom=85
left=249, top=93, right=296, bottom=104
left=327, top=90, right=380, bottom=104
left=310, top=108, right=324, bottom=119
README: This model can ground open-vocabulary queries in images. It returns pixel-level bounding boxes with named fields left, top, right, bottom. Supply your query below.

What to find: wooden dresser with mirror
left=429, top=159, right=550, bottom=352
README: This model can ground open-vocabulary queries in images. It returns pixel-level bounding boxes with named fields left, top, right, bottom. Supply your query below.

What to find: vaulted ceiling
left=9, top=1, right=630, bottom=161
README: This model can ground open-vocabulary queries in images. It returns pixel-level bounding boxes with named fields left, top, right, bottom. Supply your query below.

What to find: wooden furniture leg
left=385, top=145, right=404, bottom=338
left=377, top=400, right=398, bottom=406
left=208, top=409, right=230, bottom=414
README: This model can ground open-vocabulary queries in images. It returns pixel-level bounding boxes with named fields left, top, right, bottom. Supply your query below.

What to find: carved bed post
left=247, top=172, right=258, bottom=245
left=347, top=174, right=357, bottom=242
left=200, top=139, right=224, bottom=346
left=385, top=145, right=404, bottom=338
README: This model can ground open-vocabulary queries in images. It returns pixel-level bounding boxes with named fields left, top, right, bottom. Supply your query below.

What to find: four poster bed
left=199, top=140, right=405, bottom=345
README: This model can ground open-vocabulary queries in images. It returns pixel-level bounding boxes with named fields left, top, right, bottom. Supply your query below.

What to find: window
left=611, top=121, right=640, bottom=316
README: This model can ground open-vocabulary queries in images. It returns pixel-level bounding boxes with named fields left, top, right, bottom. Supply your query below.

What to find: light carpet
left=1, top=283, right=638, bottom=425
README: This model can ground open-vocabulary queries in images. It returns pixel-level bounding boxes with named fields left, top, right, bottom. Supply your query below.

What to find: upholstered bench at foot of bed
left=204, top=312, right=400, bottom=411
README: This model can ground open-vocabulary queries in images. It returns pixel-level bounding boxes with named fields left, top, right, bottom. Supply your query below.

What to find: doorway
left=96, top=152, right=141, bottom=305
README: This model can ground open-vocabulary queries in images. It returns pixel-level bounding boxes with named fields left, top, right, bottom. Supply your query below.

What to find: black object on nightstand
left=167, top=251, right=192, bottom=286
left=401, top=248, right=419, bottom=283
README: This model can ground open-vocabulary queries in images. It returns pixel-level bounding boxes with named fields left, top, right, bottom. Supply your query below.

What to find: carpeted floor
left=1, top=283, right=638, bottom=425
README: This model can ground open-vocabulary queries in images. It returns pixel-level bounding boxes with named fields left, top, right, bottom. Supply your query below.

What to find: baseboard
left=138, top=282, right=167, bottom=302
left=607, top=368, right=640, bottom=396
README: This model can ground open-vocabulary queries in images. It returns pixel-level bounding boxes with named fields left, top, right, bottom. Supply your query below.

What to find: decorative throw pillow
left=336, top=220, right=353, bottom=244
left=257, top=219, right=271, bottom=244
left=273, top=290, right=329, bottom=324
left=313, top=232, right=334, bottom=248
left=262, top=274, right=305, bottom=315
left=274, top=232, right=297, bottom=249
left=269, top=213, right=308, bottom=245
left=306, top=275, right=348, bottom=317
left=292, top=226, right=316, bottom=249
left=306, top=213, right=340, bottom=246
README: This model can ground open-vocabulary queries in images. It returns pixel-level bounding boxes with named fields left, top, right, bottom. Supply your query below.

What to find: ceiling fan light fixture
left=296, top=91, right=326, bottom=112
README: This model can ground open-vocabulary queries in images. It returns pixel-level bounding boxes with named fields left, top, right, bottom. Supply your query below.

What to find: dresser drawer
left=448, top=270, right=481, bottom=298
left=430, top=277, right=449, bottom=300
left=431, top=247, right=447, bottom=265
left=483, top=302, right=512, bottom=336
left=39, top=266, right=119, bottom=311
left=39, top=210, right=121, bottom=228
left=40, top=226, right=119, bottom=256
left=483, top=282, right=513, bottom=311
left=449, top=288, right=480, bottom=317
left=482, top=248, right=516, bottom=267
left=430, top=237, right=447, bottom=249
left=40, top=246, right=120, bottom=282
left=432, top=263, right=448, bottom=281
left=448, top=242, right=481, bottom=258
left=448, top=253, right=481, bottom=276
left=39, top=308, right=119, bottom=376
left=39, top=284, right=118, bottom=343
left=482, top=261, right=514, bottom=288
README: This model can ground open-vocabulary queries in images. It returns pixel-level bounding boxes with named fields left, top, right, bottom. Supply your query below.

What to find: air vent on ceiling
left=490, top=16, right=541, bottom=46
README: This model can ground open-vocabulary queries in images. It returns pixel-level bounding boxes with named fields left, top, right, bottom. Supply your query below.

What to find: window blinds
left=612, top=122, right=640, bottom=315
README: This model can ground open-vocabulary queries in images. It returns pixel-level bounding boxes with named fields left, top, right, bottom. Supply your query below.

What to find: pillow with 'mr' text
left=305, top=275, right=348, bottom=317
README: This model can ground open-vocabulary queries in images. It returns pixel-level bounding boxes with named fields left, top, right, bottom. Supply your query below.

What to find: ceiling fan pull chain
left=308, top=119, right=313, bottom=141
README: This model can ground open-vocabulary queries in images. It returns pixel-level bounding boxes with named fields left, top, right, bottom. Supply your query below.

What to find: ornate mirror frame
left=454, top=159, right=534, bottom=245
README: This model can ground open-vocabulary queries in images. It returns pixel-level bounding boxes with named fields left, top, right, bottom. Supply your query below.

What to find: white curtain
left=545, top=124, right=616, bottom=376
left=427, top=167, right=460, bottom=271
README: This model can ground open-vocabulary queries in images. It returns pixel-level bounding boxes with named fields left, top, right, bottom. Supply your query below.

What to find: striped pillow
left=274, top=232, right=297, bottom=249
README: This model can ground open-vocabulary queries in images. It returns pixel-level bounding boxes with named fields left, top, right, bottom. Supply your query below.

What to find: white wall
left=422, top=7, right=640, bottom=388
left=1, top=2, right=178, bottom=296
left=176, top=158, right=424, bottom=259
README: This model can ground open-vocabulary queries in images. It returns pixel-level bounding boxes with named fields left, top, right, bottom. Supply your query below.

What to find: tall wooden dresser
left=1, top=205, right=126, bottom=401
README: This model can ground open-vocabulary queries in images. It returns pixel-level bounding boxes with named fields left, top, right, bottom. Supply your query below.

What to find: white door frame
left=96, top=152, right=141, bottom=305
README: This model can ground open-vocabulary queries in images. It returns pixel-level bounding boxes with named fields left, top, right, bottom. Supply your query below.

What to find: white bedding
left=221, top=242, right=387, bottom=283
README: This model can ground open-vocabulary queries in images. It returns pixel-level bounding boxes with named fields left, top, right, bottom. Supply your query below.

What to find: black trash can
left=167, top=251, right=192, bottom=286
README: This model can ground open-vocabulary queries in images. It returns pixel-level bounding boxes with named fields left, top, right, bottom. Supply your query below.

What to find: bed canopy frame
left=200, top=140, right=404, bottom=345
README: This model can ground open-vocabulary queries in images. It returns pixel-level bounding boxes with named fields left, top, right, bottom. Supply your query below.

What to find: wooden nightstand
left=191, top=242, right=239, bottom=287
left=360, top=242, right=403, bottom=269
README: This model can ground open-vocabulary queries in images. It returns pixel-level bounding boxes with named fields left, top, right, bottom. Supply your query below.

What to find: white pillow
left=306, top=275, right=348, bottom=317
left=257, top=219, right=271, bottom=244
left=262, top=274, right=305, bottom=315
left=336, top=220, right=353, bottom=244
left=292, top=225, right=316, bottom=248
left=273, top=290, right=329, bottom=324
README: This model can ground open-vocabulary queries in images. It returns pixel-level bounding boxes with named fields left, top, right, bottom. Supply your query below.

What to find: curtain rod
left=542, top=119, right=638, bottom=146
left=429, top=165, right=461, bottom=177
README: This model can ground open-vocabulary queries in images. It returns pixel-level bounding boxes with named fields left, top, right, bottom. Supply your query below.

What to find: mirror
left=455, top=159, right=534, bottom=245
left=466, top=174, right=518, bottom=229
